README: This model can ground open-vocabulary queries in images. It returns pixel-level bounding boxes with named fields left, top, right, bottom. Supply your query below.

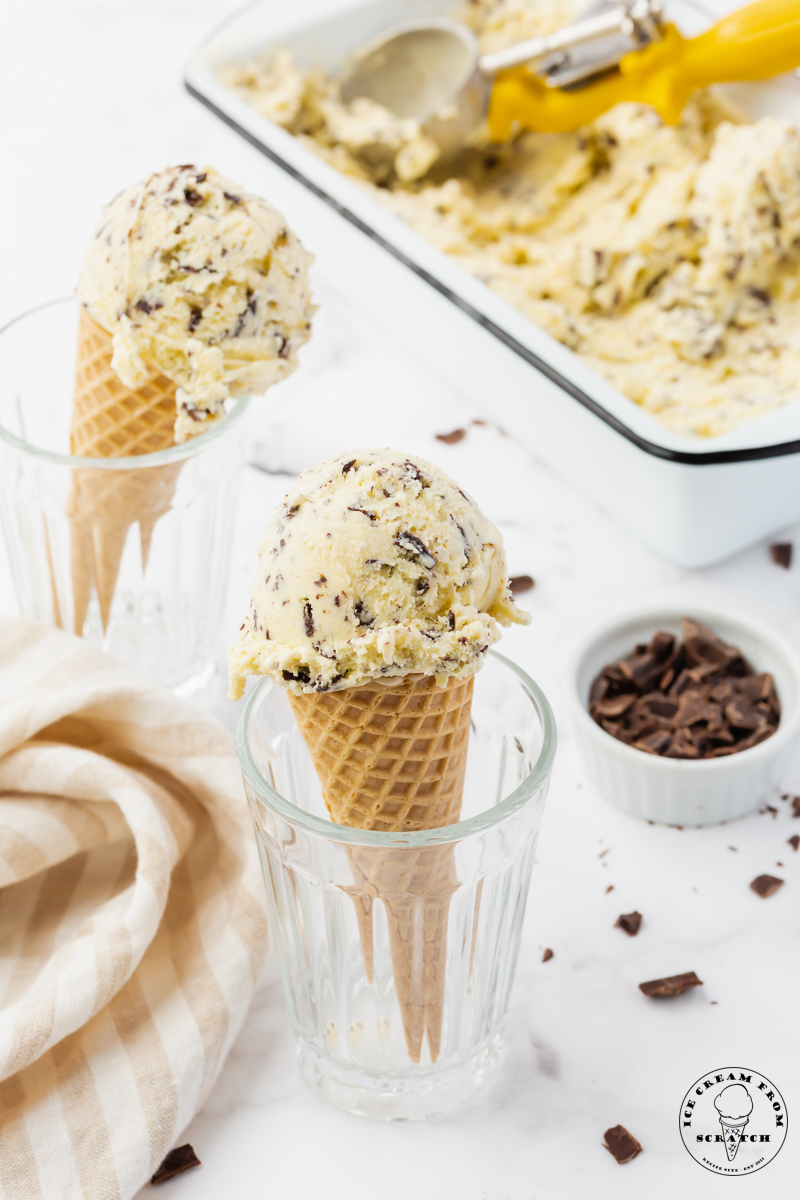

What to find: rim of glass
left=235, top=649, right=557, bottom=846
left=0, top=297, right=251, bottom=468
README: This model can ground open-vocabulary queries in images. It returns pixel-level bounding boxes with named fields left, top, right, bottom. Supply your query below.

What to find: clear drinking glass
left=237, top=652, right=557, bottom=1120
left=0, top=298, right=249, bottom=692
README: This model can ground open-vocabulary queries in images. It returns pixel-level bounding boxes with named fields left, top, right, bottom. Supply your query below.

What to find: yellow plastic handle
left=682, top=0, right=800, bottom=85
left=488, top=0, right=800, bottom=137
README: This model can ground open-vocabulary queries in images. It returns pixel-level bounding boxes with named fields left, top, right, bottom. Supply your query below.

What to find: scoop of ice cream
left=78, top=165, right=315, bottom=441
left=715, top=1085, right=753, bottom=1121
left=229, top=448, right=529, bottom=697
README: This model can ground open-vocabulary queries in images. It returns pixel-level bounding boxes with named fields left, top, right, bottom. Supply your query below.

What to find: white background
left=1, top=2, right=799, bottom=1198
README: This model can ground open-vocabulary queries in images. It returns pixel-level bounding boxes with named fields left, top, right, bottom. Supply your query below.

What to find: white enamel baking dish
left=186, top=0, right=800, bottom=567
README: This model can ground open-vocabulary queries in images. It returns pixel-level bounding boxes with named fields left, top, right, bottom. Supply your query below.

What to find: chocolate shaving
left=395, top=531, right=436, bottom=569
left=750, top=874, right=784, bottom=898
left=435, top=428, right=466, bottom=444
left=509, top=575, right=535, bottom=594
left=603, top=1125, right=642, bottom=1165
left=615, top=911, right=642, bottom=937
left=639, top=971, right=702, bottom=998
left=151, top=1145, right=201, bottom=1184
left=542, top=948, right=554, bottom=962
left=770, top=542, right=792, bottom=569
left=589, top=618, right=779, bottom=759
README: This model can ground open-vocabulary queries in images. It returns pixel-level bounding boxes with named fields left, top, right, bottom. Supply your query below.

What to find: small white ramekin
left=567, top=604, right=800, bottom=827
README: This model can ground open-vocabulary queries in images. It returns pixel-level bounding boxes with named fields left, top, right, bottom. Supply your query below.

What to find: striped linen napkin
left=0, top=620, right=267, bottom=1200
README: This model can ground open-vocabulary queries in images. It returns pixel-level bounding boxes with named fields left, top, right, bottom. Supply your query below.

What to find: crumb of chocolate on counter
left=769, top=542, right=793, bottom=569
left=639, top=971, right=703, bottom=998
left=788, top=835, right=800, bottom=851
left=728, top=845, right=738, bottom=851
left=750, top=874, right=784, bottom=898
left=151, top=1145, right=201, bottom=1185
left=761, top=804, right=779, bottom=818
left=509, top=575, right=535, bottom=594
left=792, top=797, right=800, bottom=818
left=542, top=948, right=554, bottom=963
left=589, top=617, right=780, bottom=759
left=603, top=1125, right=643, bottom=1165
left=605, top=884, right=615, bottom=893
left=615, top=911, right=642, bottom=937
left=435, top=428, right=466, bottom=444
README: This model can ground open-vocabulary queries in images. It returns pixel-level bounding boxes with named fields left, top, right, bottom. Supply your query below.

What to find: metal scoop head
left=339, top=1, right=664, bottom=153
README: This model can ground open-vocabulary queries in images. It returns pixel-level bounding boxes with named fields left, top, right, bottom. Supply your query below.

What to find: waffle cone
left=67, top=308, right=181, bottom=633
left=289, top=673, right=473, bottom=1062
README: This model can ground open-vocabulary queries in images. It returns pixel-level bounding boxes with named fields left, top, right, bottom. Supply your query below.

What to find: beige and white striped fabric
left=0, top=620, right=268, bottom=1199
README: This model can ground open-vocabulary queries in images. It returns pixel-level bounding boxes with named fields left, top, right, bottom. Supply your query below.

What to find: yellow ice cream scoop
left=340, top=0, right=800, bottom=151
left=490, top=0, right=800, bottom=137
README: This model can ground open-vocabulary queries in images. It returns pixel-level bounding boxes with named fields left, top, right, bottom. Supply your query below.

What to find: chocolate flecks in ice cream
left=223, top=0, right=800, bottom=440
left=228, top=448, right=529, bottom=698
left=78, top=165, right=315, bottom=442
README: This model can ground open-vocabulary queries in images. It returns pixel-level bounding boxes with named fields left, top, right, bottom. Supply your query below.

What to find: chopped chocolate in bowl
left=589, top=618, right=780, bottom=759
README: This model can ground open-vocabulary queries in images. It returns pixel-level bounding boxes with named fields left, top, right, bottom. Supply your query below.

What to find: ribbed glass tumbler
left=237, top=652, right=556, bottom=1120
left=0, top=299, right=248, bottom=692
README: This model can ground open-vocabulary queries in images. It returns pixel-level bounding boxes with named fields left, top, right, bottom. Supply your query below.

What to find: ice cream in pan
left=69, top=165, right=314, bottom=633
left=230, top=448, right=529, bottom=1060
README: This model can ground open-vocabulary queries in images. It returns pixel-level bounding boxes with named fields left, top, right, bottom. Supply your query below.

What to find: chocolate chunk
left=134, top=298, right=153, bottom=314
left=789, top=835, right=800, bottom=851
left=223, top=191, right=242, bottom=205
left=283, top=667, right=311, bottom=684
left=151, top=1145, right=201, bottom=1184
left=750, top=874, right=784, bottom=898
left=770, top=542, right=792, bottom=569
left=303, top=602, right=314, bottom=638
left=639, top=971, right=702, bottom=998
left=354, top=600, right=373, bottom=627
left=542, top=948, right=554, bottom=962
left=395, top=531, right=436, bottom=569
left=435, top=428, right=466, bottom=444
left=183, top=188, right=203, bottom=206
left=615, top=911, right=642, bottom=937
left=188, top=307, right=202, bottom=333
left=589, top=618, right=778, bottom=760
left=342, top=459, right=357, bottom=474
left=603, top=1125, right=642, bottom=1165
left=509, top=574, right=535, bottom=594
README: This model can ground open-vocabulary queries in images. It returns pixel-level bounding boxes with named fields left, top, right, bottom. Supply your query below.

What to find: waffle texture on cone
left=71, top=308, right=178, bottom=457
left=290, top=672, right=473, bottom=1063
left=67, top=309, right=180, bottom=634
left=288, top=673, right=473, bottom=831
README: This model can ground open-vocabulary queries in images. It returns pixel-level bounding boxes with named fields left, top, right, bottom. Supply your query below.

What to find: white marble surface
left=2, top=2, right=799, bottom=1197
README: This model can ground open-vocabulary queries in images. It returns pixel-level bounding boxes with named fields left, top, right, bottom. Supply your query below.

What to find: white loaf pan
left=185, top=0, right=800, bottom=568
